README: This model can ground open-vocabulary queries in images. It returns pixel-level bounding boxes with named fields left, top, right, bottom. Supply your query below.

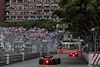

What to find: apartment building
left=0, top=0, right=5, bottom=22
left=5, top=0, right=68, bottom=31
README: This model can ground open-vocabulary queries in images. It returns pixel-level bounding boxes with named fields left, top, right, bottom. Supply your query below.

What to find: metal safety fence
left=0, top=31, right=58, bottom=65
left=82, top=27, right=100, bottom=65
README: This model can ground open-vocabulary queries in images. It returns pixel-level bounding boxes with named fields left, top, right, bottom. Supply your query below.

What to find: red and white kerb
left=89, top=54, right=100, bottom=65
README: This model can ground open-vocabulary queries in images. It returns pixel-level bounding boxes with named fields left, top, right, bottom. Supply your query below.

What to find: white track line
left=88, top=64, right=93, bottom=67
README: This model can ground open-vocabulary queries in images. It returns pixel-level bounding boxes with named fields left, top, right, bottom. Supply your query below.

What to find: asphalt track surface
left=1, top=54, right=89, bottom=67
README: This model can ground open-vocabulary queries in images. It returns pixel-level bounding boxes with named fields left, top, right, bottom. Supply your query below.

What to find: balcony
left=5, top=3, right=59, bottom=11
left=5, top=8, right=58, bottom=11
left=5, top=12, right=52, bottom=16
left=5, top=17, right=59, bottom=22
left=5, top=20, right=24, bottom=22
left=6, top=0, right=59, bottom=5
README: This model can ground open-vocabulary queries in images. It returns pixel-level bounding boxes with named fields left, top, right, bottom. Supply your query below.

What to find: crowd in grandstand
left=6, top=11, right=52, bottom=15
left=0, top=26, right=62, bottom=43
left=6, top=17, right=57, bottom=21
left=6, top=5, right=59, bottom=10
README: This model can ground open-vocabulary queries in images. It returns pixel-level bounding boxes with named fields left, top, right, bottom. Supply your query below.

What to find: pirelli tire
left=57, top=58, right=61, bottom=64
left=69, top=54, right=72, bottom=57
left=52, top=59, right=58, bottom=64
left=76, top=54, right=78, bottom=57
left=39, top=59, right=43, bottom=64
left=49, top=60, right=52, bottom=64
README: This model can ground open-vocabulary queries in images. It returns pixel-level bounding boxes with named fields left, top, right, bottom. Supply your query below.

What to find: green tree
left=53, top=0, right=100, bottom=50
left=0, top=19, right=57, bottom=30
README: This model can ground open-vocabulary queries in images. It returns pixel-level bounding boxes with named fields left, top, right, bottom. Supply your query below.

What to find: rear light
left=72, top=54, right=75, bottom=57
left=70, top=53, right=72, bottom=55
left=45, top=60, right=49, bottom=64
left=41, top=57, right=43, bottom=59
left=75, top=53, right=77, bottom=55
left=51, top=57, right=53, bottom=59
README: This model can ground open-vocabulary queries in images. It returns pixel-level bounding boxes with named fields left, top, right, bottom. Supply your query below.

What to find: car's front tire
left=39, top=59, right=43, bottom=64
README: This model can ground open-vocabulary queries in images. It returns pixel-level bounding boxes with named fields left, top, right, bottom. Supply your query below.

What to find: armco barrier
left=0, top=31, right=58, bottom=66
left=25, top=53, right=40, bottom=60
left=82, top=52, right=88, bottom=62
left=9, top=54, right=22, bottom=64
left=0, top=51, right=57, bottom=66
left=0, top=55, right=6, bottom=66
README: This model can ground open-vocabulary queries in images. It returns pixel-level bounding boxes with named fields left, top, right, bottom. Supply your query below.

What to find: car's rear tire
left=39, top=59, right=43, bottom=64
left=52, top=59, right=57, bottom=64
left=69, top=54, right=72, bottom=57
left=76, top=54, right=78, bottom=57
left=48, top=60, right=52, bottom=64
left=58, top=58, right=61, bottom=64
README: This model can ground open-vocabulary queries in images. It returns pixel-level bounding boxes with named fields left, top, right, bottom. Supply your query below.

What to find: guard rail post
left=22, top=44, right=25, bottom=61
left=5, top=42, right=9, bottom=64
left=40, top=46, right=42, bottom=57
left=47, top=46, right=49, bottom=55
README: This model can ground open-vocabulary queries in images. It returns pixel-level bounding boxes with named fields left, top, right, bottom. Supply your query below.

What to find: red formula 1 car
left=69, top=53, right=78, bottom=57
left=39, top=56, right=61, bottom=65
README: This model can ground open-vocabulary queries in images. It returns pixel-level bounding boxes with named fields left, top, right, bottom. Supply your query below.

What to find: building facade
left=5, top=0, right=68, bottom=31
left=0, top=0, right=5, bottom=22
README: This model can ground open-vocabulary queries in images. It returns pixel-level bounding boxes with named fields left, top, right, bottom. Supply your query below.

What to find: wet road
left=1, top=54, right=89, bottom=67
